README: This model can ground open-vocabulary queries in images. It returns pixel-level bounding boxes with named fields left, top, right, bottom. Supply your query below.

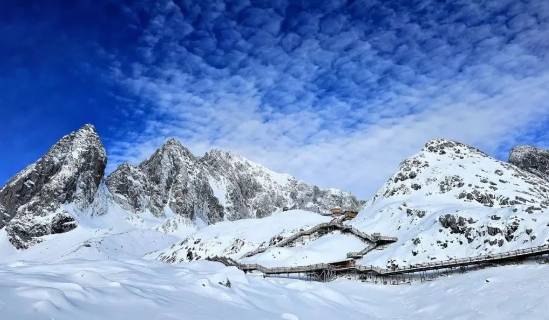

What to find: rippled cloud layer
left=109, top=0, right=549, bottom=197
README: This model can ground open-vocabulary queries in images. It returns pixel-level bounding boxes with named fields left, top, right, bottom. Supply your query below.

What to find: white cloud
left=107, top=0, right=549, bottom=199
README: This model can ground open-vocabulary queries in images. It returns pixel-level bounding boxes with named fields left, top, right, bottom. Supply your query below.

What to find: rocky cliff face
left=106, top=140, right=363, bottom=223
left=0, top=125, right=106, bottom=249
left=509, top=145, right=549, bottom=180
left=106, top=139, right=225, bottom=223
left=353, top=139, right=549, bottom=267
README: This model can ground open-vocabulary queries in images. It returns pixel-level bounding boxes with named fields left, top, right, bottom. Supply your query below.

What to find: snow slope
left=0, top=200, right=193, bottom=264
left=156, top=210, right=331, bottom=263
left=0, top=258, right=547, bottom=320
left=241, top=231, right=366, bottom=267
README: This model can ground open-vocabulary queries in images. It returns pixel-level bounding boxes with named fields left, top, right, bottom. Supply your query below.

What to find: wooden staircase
left=239, top=221, right=397, bottom=259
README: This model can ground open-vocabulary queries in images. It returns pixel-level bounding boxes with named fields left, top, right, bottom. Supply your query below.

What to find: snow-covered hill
left=156, top=139, right=549, bottom=270
left=351, top=139, right=549, bottom=268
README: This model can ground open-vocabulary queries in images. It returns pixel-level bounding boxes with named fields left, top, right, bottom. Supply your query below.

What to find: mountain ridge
left=106, top=135, right=364, bottom=223
left=0, top=124, right=363, bottom=249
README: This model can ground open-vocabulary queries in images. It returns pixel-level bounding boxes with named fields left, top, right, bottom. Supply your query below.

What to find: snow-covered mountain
left=2, top=125, right=548, bottom=272
left=351, top=139, right=549, bottom=268
left=107, top=138, right=363, bottom=224
left=0, top=125, right=362, bottom=250
left=0, top=124, right=106, bottom=249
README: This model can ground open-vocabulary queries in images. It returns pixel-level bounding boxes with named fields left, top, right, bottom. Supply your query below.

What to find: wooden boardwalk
left=210, top=243, right=549, bottom=281
left=239, top=221, right=397, bottom=259
left=373, top=244, right=549, bottom=276
left=219, top=217, right=549, bottom=282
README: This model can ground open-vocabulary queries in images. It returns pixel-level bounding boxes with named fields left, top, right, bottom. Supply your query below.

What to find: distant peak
left=509, top=145, right=549, bottom=179
left=158, top=138, right=186, bottom=152
left=510, top=145, right=549, bottom=163
left=80, top=123, right=96, bottom=131
left=509, top=145, right=542, bottom=157
left=53, top=124, right=104, bottom=153
left=150, top=137, right=195, bottom=160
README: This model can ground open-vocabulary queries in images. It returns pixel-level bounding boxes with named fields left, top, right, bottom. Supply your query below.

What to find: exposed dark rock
left=438, top=214, right=475, bottom=243
left=509, top=145, right=549, bottom=180
left=504, top=221, right=520, bottom=241
left=487, top=226, right=501, bottom=236
left=51, top=214, right=78, bottom=234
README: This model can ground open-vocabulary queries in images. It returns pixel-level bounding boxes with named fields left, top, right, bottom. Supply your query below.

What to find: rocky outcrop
left=509, top=145, right=549, bottom=180
left=106, top=140, right=363, bottom=223
left=0, top=124, right=106, bottom=248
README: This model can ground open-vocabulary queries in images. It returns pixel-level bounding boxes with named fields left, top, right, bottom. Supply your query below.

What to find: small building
left=330, top=207, right=343, bottom=216
left=328, top=258, right=356, bottom=269
left=343, top=210, right=359, bottom=219
left=329, top=208, right=358, bottom=219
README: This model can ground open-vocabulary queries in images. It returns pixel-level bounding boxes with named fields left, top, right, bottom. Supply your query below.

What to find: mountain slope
left=352, top=139, right=549, bottom=268
left=0, top=125, right=106, bottom=249
left=107, top=140, right=363, bottom=224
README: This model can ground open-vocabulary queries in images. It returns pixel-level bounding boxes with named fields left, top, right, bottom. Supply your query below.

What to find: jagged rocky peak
left=107, top=138, right=363, bottom=224
left=0, top=124, right=107, bottom=249
left=509, top=145, right=549, bottom=180
left=106, top=138, right=219, bottom=221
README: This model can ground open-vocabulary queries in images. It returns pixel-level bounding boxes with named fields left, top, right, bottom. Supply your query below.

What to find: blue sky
left=1, top=0, right=549, bottom=198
